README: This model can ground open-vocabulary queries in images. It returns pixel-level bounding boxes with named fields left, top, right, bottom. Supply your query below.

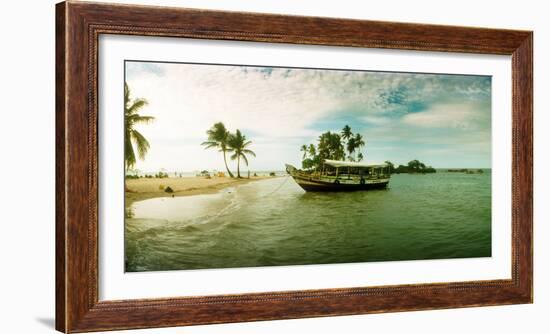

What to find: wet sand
left=125, top=175, right=274, bottom=206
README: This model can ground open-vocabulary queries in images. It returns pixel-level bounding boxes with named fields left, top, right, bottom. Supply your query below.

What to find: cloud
left=402, top=101, right=490, bottom=130
left=126, top=62, right=165, bottom=79
left=361, top=115, right=392, bottom=125
left=124, top=61, right=492, bottom=171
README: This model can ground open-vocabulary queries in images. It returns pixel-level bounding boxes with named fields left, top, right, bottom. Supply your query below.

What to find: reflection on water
left=125, top=172, right=491, bottom=272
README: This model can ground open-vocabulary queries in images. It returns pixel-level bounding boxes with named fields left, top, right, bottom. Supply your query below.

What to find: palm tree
left=341, top=125, right=353, bottom=142
left=341, top=125, right=353, bottom=161
left=125, top=82, right=154, bottom=171
left=201, top=122, right=235, bottom=178
left=300, top=144, right=308, bottom=160
left=357, top=152, right=364, bottom=162
left=354, top=133, right=365, bottom=160
left=227, top=130, right=256, bottom=178
left=306, top=144, right=318, bottom=171
left=308, top=144, right=316, bottom=158
left=346, top=137, right=356, bottom=161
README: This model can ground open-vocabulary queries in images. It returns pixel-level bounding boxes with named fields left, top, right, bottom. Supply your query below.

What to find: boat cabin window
left=320, top=165, right=389, bottom=178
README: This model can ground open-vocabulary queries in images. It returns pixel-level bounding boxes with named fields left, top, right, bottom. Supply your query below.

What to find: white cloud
left=125, top=62, right=492, bottom=171
left=362, top=115, right=392, bottom=125
left=402, top=102, right=490, bottom=130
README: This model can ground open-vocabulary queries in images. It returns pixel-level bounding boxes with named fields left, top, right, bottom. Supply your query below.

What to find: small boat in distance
left=286, top=159, right=391, bottom=192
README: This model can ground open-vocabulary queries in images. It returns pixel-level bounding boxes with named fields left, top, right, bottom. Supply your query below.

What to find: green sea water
left=125, top=171, right=491, bottom=272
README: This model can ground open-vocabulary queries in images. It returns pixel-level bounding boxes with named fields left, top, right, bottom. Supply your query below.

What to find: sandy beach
left=125, top=175, right=274, bottom=205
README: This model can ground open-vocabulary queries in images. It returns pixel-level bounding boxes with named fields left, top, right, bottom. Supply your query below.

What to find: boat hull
left=295, top=178, right=389, bottom=192
left=285, top=164, right=390, bottom=192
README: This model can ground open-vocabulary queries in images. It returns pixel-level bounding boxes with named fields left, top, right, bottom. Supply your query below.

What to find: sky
left=125, top=61, right=491, bottom=173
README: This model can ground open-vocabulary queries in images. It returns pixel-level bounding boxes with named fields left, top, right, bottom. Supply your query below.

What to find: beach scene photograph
left=124, top=60, right=492, bottom=272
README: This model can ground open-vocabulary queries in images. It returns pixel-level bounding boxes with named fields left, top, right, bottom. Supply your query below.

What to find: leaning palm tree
left=227, top=130, right=256, bottom=178
left=125, top=82, right=154, bottom=171
left=201, top=122, right=235, bottom=178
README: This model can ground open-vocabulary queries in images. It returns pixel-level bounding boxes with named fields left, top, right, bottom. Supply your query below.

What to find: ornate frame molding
left=56, top=1, right=532, bottom=332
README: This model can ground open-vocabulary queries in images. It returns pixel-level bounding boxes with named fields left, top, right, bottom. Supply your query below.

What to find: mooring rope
left=259, top=175, right=292, bottom=198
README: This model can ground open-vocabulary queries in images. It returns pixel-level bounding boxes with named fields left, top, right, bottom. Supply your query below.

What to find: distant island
left=384, top=160, right=437, bottom=174
left=448, top=168, right=484, bottom=174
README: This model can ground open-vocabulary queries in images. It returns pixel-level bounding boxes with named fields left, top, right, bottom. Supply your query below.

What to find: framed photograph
left=56, top=1, right=532, bottom=332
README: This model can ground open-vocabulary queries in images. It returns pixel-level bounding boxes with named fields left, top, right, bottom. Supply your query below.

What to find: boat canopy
left=323, top=159, right=388, bottom=168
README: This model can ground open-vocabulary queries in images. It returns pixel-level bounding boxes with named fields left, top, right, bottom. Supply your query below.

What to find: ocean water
left=125, top=171, right=491, bottom=272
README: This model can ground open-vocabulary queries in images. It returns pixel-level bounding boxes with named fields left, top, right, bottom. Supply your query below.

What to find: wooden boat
left=286, top=159, right=390, bottom=192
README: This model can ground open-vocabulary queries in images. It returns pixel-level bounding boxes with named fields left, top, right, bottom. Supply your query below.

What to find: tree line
left=298, top=124, right=436, bottom=174
left=384, top=160, right=437, bottom=174
left=300, top=125, right=365, bottom=170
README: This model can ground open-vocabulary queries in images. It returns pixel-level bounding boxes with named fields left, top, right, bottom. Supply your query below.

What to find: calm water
left=125, top=171, right=491, bottom=272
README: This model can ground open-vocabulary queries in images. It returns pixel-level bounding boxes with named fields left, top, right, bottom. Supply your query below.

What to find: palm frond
left=201, top=141, right=220, bottom=149
left=224, top=146, right=234, bottom=152
left=125, top=130, right=136, bottom=169
left=127, top=114, right=155, bottom=126
left=240, top=153, right=249, bottom=166
left=124, top=82, right=131, bottom=108
left=126, top=99, right=148, bottom=116
left=205, top=122, right=229, bottom=143
left=242, top=149, right=256, bottom=157
left=129, top=114, right=155, bottom=122
left=131, top=129, right=150, bottom=160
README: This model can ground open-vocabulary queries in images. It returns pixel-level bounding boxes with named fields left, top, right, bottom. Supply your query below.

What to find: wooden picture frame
left=56, top=1, right=533, bottom=332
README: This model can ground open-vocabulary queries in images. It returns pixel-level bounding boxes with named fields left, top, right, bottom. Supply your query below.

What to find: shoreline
left=125, top=175, right=276, bottom=206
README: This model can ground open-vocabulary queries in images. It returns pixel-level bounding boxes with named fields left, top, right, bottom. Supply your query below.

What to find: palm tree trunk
left=237, top=156, right=241, bottom=178
left=223, top=150, right=235, bottom=178
left=124, top=165, right=130, bottom=192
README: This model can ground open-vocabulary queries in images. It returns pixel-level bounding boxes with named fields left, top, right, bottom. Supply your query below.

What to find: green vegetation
left=301, top=144, right=320, bottom=170
left=125, top=171, right=169, bottom=179
left=393, top=160, right=436, bottom=174
left=202, top=123, right=256, bottom=178
left=155, top=171, right=169, bottom=178
left=448, top=168, right=484, bottom=174
left=385, top=161, right=395, bottom=173
left=299, top=126, right=436, bottom=174
left=124, top=83, right=155, bottom=170
left=300, top=125, right=366, bottom=170
left=349, top=133, right=365, bottom=161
